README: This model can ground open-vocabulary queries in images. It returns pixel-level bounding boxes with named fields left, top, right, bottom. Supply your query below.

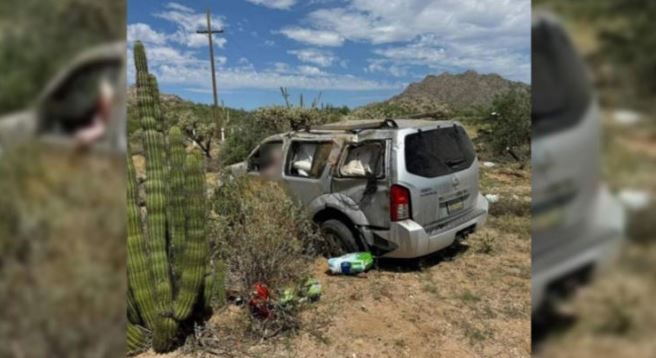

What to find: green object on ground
left=328, top=252, right=374, bottom=275
left=302, top=278, right=322, bottom=300
left=279, top=287, right=296, bottom=305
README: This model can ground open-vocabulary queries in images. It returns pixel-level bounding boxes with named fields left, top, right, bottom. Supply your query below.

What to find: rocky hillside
left=350, top=70, right=529, bottom=119
left=126, top=85, right=184, bottom=107
left=390, top=70, right=529, bottom=112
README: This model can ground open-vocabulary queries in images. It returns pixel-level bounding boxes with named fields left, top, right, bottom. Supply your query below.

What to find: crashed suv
left=229, top=119, right=488, bottom=258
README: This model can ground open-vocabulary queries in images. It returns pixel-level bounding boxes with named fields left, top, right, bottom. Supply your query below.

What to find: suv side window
left=285, top=141, right=332, bottom=178
left=247, top=141, right=283, bottom=177
left=339, top=141, right=385, bottom=178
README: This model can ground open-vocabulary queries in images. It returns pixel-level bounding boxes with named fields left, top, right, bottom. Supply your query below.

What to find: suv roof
left=258, top=119, right=460, bottom=144
left=314, top=119, right=455, bottom=132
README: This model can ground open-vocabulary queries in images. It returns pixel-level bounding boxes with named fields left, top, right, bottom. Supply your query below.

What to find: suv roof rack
left=310, top=119, right=398, bottom=133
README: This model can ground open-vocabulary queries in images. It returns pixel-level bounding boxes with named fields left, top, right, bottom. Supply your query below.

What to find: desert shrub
left=489, top=196, right=531, bottom=217
left=627, top=203, right=656, bottom=243
left=348, top=100, right=450, bottom=120
left=220, top=116, right=265, bottom=166
left=210, top=176, right=322, bottom=336
left=484, top=89, right=531, bottom=154
left=212, top=176, right=320, bottom=291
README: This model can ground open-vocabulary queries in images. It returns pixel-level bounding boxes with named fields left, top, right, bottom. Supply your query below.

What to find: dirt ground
left=136, top=159, right=532, bottom=357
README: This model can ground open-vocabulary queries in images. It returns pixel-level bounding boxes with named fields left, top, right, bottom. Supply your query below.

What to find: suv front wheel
left=320, top=219, right=361, bottom=256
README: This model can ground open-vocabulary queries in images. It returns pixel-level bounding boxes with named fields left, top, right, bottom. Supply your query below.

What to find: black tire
left=320, top=219, right=360, bottom=255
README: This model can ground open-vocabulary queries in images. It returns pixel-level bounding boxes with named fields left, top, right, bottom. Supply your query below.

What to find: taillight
left=390, top=184, right=411, bottom=221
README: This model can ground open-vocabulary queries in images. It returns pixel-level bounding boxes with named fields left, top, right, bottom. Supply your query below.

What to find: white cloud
left=137, top=58, right=400, bottom=91
left=279, top=0, right=530, bottom=82
left=273, top=62, right=291, bottom=73
left=245, top=0, right=297, bottom=10
left=154, top=2, right=227, bottom=48
left=279, top=27, right=344, bottom=47
left=373, top=34, right=530, bottom=82
left=298, top=65, right=325, bottom=76
left=288, top=48, right=337, bottom=67
left=127, top=23, right=167, bottom=45
left=365, top=59, right=408, bottom=77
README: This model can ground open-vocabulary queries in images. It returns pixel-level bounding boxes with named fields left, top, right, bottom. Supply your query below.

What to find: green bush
left=220, top=106, right=334, bottom=166
left=212, top=176, right=320, bottom=291
left=486, top=89, right=531, bottom=154
left=210, top=176, right=321, bottom=337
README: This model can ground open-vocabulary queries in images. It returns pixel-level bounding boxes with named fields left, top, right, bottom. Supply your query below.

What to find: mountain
left=391, top=70, right=529, bottom=113
left=350, top=70, right=529, bottom=120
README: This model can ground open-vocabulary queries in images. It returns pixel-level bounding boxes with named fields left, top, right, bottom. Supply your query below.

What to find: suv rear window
left=532, top=17, right=592, bottom=137
left=405, top=125, right=475, bottom=178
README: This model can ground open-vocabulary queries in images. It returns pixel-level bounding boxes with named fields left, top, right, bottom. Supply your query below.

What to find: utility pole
left=197, top=9, right=224, bottom=141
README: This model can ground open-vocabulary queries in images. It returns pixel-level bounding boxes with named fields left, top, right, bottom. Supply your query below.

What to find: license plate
left=447, top=200, right=464, bottom=213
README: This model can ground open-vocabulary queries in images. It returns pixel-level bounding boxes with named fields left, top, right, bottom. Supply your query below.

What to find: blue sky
left=127, top=0, right=530, bottom=110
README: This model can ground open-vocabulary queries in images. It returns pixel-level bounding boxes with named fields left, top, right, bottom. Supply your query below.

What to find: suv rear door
left=282, top=139, right=334, bottom=207
left=398, top=124, right=479, bottom=229
left=331, top=139, right=390, bottom=229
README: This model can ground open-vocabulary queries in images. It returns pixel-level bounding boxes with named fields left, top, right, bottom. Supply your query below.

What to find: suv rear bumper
left=375, top=193, right=488, bottom=258
left=531, top=185, right=625, bottom=312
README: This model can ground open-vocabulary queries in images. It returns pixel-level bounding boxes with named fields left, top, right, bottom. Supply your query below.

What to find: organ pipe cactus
left=127, top=41, right=220, bottom=354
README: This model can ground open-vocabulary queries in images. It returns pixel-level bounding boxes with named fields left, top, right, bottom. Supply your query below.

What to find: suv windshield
left=532, top=17, right=592, bottom=137
left=405, top=125, right=475, bottom=178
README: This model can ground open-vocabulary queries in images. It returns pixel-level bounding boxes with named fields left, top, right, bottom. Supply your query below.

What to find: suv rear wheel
left=320, top=219, right=361, bottom=255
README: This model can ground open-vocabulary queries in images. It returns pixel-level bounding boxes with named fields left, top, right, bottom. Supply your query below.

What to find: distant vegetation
left=127, top=71, right=532, bottom=167
left=536, top=0, right=656, bottom=111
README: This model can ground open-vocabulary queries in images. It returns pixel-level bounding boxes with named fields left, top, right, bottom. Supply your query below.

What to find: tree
left=177, top=108, right=216, bottom=159
left=487, top=89, right=531, bottom=154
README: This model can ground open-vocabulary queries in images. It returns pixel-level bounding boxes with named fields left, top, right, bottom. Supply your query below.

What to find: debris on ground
left=248, top=282, right=272, bottom=319
left=613, top=109, right=642, bottom=126
left=483, top=161, right=496, bottom=168
left=618, top=189, right=651, bottom=210
left=328, top=252, right=374, bottom=275
left=485, top=193, right=500, bottom=203
left=301, top=277, right=321, bottom=301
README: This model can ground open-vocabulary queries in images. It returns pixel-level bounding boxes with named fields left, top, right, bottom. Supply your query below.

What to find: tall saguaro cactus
left=127, top=41, right=218, bottom=354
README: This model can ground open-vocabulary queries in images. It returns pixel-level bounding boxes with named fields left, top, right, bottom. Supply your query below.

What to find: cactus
left=203, top=258, right=226, bottom=310
left=148, top=74, right=166, bottom=133
left=173, top=153, right=208, bottom=320
left=127, top=323, right=150, bottom=354
left=127, top=153, right=157, bottom=330
left=167, top=126, right=187, bottom=285
left=127, top=287, right=141, bottom=326
left=127, top=41, right=221, bottom=353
